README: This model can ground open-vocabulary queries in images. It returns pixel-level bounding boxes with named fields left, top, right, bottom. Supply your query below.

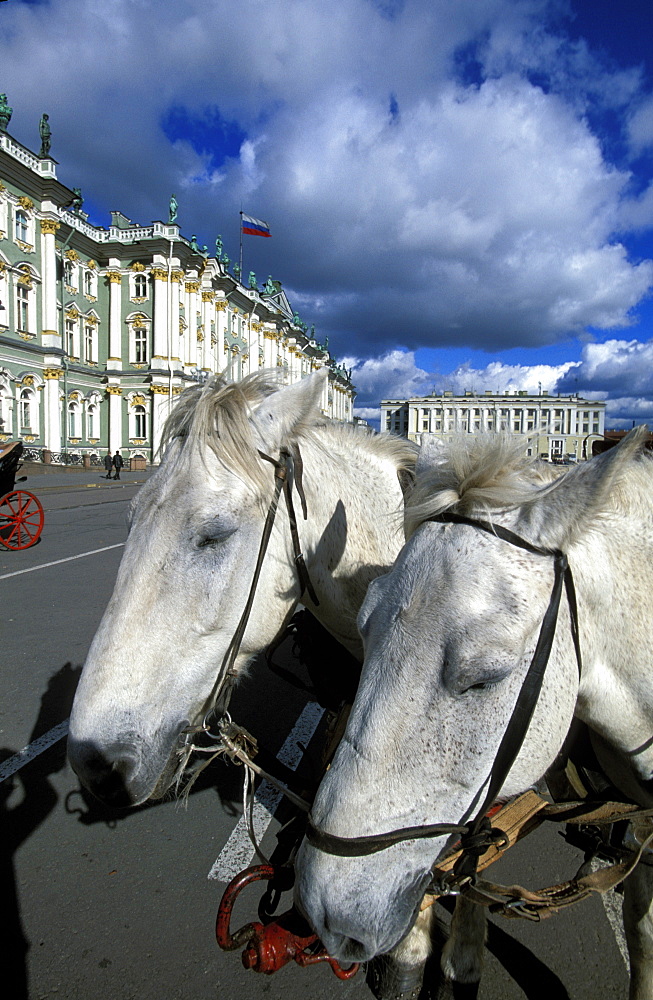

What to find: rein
left=306, top=512, right=583, bottom=891
left=198, top=445, right=319, bottom=722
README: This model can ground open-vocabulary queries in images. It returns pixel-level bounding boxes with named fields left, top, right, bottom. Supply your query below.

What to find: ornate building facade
left=0, top=102, right=355, bottom=466
left=382, top=389, right=606, bottom=462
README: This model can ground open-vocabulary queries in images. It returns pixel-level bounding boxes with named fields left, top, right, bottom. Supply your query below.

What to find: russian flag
left=241, top=213, right=272, bottom=237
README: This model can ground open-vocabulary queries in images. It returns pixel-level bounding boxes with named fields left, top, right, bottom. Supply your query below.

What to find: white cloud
left=1, top=0, right=652, bottom=363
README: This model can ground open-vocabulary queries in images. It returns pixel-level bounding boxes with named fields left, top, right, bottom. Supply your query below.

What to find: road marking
left=208, top=701, right=325, bottom=882
left=0, top=719, right=69, bottom=782
left=0, top=542, right=125, bottom=580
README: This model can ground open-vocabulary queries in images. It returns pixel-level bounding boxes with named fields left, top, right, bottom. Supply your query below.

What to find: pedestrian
left=103, top=451, right=113, bottom=479
left=112, top=450, right=124, bottom=480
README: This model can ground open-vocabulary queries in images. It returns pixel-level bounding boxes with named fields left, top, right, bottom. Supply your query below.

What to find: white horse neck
left=297, top=426, right=409, bottom=659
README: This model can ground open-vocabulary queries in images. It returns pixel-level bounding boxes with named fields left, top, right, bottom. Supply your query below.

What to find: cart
left=0, top=440, right=44, bottom=549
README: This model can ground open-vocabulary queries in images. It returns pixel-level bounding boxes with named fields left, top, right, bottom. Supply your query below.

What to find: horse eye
left=196, top=526, right=237, bottom=549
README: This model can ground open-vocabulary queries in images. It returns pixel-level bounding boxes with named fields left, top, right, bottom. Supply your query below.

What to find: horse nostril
left=68, top=740, right=139, bottom=808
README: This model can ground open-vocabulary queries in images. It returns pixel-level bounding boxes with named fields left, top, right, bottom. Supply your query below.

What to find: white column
left=151, top=386, right=170, bottom=458
left=201, top=291, right=213, bottom=370
left=43, top=368, right=62, bottom=452
left=151, top=267, right=169, bottom=361
left=106, top=266, right=123, bottom=368
left=107, top=387, right=123, bottom=454
left=170, top=270, right=182, bottom=363
left=185, top=279, right=200, bottom=368
left=40, top=219, right=60, bottom=349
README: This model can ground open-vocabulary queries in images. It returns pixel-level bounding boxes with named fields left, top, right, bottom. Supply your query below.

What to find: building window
left=15, top=210, right=29, bottom=243
left=553, top=409, right=564, bottom=433
left=68, top=402, right=79, bottom=439
left=513, top=412, right=522, bottom=432
left=65, top=318, right=75, bottom=356
left=133, top=326, right=148, bottom=364
left=87, top=404, right=97, bottom=440
left=133, top=273, right=148, bottom=298
left=84, top=270, right=95, bottom=296
left=64, top=260, right=75, bottom=287
left=499, top=408, right=509, bottom=431
left=526, top=409, right=536, bottom=431
left=84, top=324, right=95, bottom=363
left=19, top=388, right=32, bottom=431
left=134, top=405, right=147, bottom=439
left=16, top=283, right=29, bottom=332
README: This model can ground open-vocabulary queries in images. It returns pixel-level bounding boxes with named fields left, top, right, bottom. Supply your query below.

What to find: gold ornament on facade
left=64, top=248, right=79, bottom=261
left=106, top=385, right=123, bottom=395
left=44, top=368, right=63, bottom=380
left=211, top=333, right=217, bottom=346
left=251, top=322, right=263, bottom=333
left=69, top=391, right=81, bottom=401
left=201, top=290, right=215, bottom=302
left=18, top=196, right=34, bottom=211
left=65, top=306, right=79, bottom=319
left=87, top=259, right=97, bottom=270
left=131, top=394, right=147, bottom=406
left=130, top=262, right=146, bottom=272
left=215, top=299, right=227, bottom=311
left=40, top=218, right=60, bottom=235
left=22, top=374, right=35, bottom=386
left=15, top=240, right=34, bottom=254
left=197, top=330, right=204, bottom=343
left=150, top=267, right=168, bottom=281
left=171, top=270, right=184, bottom=283
left=106, top=271, right=122, bottom=283
left=0, top=261, right=6, bottom=274
left=185, top=281, right=201, bottom=294
left=150, top=385, right=169, bottom=394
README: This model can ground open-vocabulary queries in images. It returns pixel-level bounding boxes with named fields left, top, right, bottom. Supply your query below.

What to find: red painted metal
left=0, top=490, right=44, bottom=550
left=216, top=864, right=359, bottom=980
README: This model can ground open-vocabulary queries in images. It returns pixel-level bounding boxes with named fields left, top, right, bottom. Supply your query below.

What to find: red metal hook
left=216, top=864, right=359, bottom=980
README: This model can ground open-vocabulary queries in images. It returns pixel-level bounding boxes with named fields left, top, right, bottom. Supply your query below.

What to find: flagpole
left=239, top=210, right=243, bottom=280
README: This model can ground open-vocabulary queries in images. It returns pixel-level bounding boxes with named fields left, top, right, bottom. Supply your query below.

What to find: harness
left=306, top=512, right=585, bottom=887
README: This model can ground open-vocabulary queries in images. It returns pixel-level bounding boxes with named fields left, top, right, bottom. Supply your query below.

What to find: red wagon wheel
left=0, top=490, right=44, bottom=550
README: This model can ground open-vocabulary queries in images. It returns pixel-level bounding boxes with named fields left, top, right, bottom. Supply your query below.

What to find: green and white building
left=382, top=389, right=606, bottom=462
left=0, top=101, right=355, bottom=466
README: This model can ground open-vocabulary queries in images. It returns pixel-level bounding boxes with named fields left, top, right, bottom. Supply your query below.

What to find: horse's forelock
left=404, top=434, right=546, bottom=537
left=160, top=372, right=282, bottom=495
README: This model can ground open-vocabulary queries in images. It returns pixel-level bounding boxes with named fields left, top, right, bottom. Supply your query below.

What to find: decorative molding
left=18, top=196, right=34, bottom=211
left=42, top=329, right=59, bottom=338
left=106, top=271, right=122, bottom=283
left=64, top=248, right=79, bottom=261
left=69, top=391, right=82, bottom=401
left=0, top=261, right=6, bottom=274
left=171, top=269, right=184, bottom=283
left=65, top=306, right=80, bottom=319
left=150, top=267, right=168, bottom=281
left=40, top=218, right=60, bottom=235
left=106, top=385, right=123, bottom=395
left=19, top=331, right=36, bottom=340
left=15, top=239, right=34, bottom=254
left=150, top=385, right=170, bottom=394
left=86, top=259, right=97, bottom=270
left=130, top=262, right=146, bottom=272
left=201, top=290, right=215, bottom=302
left=251, top=321, right=263, bottom=333
left=44, top=368, right=64, bottom=380
left=22, top=374, right=35, bottom=386
left=185, top=281, right=201, bottom=294
left=197, top=330, right=204, bottom=343
left=215, top=299, right=227, bottom=311
left=84, top=315, right=99, bottom=325
left=130, top=394, right=147, bottom=406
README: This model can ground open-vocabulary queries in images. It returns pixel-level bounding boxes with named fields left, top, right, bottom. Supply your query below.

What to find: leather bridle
left=306, top=512, right=583, bottom=894
left=198, top=445, right=319, bottom=723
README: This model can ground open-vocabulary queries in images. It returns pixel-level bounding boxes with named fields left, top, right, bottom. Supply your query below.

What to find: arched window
left=68, top=401, right=80, bottom=439
left=134, top=405, right=147, bottom=439
left=84, top=270, right=94, bottom=296
left=87, top=403, right=97, bottom=439
left=19, top=388, right=32, bottom=431
left=84, top=324, right=96, bottom=363
left=15, top=210, right=28, bottom=243
left=16, top=283, right=29, bottom=332
left=64, top=260, right=74, bottom=286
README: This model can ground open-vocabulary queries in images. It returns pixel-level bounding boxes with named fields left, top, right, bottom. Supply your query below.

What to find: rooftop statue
left=215, top=235, right=223, bottom=260
left=264, top=275, right=276, bottom=294
left=233, top=264, right=241, bottom=279
left=71, top=188, right=83, bottom=212
left=169, top=194, right=178, bottom=224
left=0, top=94, right=12, bottom=133
left=39, top=113, right=51, bottom=158
left=248, top=271, right=258, bottom=290
left=190, top=234, right=200, bottom=252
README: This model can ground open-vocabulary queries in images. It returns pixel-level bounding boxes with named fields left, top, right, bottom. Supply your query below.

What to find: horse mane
left=404, top=434, right=558, bottom=538
left=161, top=371, right=417, bottom=495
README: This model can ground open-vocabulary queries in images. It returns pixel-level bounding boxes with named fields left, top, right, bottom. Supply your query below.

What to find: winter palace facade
left=382, top=390, right=606, bottom=462
left=0, top=103, right=355, bottom=467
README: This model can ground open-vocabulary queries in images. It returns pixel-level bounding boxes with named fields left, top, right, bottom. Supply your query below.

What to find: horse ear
left=252, top=370, right=328, bottom=452
left=522, top=426, right=649, bottom=550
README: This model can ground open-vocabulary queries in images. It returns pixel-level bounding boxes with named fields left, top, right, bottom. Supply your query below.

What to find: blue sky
left=2, top=0, right=653, bottom=427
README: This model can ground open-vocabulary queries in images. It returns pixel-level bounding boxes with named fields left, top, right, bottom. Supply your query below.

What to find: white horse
left=68, top=370, right=416, bottom=810
left=296, top=429, right=653, bottom=999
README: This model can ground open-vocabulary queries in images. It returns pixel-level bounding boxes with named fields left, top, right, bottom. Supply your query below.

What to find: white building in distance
left=381, top=389, right=606, bottom=462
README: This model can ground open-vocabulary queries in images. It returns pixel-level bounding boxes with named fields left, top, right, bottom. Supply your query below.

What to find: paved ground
left=0, top=474, right=632, bottom=999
